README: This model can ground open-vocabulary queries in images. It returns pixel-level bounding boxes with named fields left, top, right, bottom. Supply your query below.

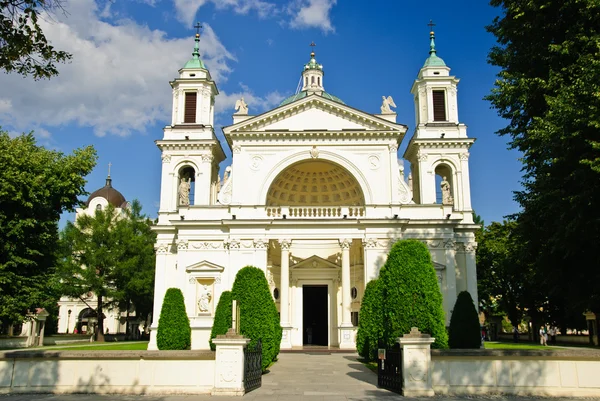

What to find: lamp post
left=67, top=309, right=72, bottom=334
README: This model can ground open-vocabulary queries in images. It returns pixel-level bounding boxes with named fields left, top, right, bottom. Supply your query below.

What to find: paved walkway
left=1, top=352, right=600, bottom=400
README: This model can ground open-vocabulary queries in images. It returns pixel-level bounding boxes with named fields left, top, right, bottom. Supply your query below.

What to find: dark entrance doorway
left=303, top=285, right=328, bottom=346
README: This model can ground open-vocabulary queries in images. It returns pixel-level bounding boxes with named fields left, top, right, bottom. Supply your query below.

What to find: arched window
left=305, top=77, right=308, bottom=87
left=311, top=76, right=315, bottom=84
left=178, top=166, right=196, bottom=207
left=318, top=76, right=321, bottom=86
left=96, top=204, right=102, bottom=211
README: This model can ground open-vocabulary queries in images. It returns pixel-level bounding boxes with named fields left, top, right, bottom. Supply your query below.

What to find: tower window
left=311, top=76, right=315, bottom=84
left=432, top=90, right=446, bottom=121
left=184, top=92, right=197, bottom=123
left=318, top=77, right=321, bottom=86
left=305, top=77, right=308, bottom=86
left=96, top=204, right=102, bottom=211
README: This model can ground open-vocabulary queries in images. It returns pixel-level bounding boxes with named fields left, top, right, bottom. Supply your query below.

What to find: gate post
left=398, top=327, right=435, bottom=397
left=212, top=330, right=250, bottom=396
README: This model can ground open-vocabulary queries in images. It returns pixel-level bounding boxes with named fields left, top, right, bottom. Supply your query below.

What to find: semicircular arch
left=259, top=151, right=373, bottom=205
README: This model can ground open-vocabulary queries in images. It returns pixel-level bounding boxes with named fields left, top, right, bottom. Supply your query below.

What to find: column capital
left=339, top=238, right=351, bottom=249
left=279, top=239, right=292, bottom=250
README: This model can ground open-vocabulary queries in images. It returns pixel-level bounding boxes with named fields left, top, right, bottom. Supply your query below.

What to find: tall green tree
left=0, top=130, right=96, bottom=326
left=56, top=200, right=155, bottom=342
left=486, top=0, right=600, bottom=318
left=1, top=0, right=72, bottom=79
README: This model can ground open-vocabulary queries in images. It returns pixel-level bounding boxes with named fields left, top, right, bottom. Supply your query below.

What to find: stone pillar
left=37, top=320, right=46, bottom=346
left=279, top=239, right=292, bottom=349
left=339, top=238, right=356, bottom=349
left=212, top=333, right=251, bottom=396
left=444, top=239, right=458, bottom=325
left=398, top=327, right=435, bottom=397
left=464, top=241, right=478, bottom=309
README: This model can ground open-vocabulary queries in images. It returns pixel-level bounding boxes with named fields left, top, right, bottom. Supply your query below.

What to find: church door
left=302, top=285, right=328, bottom=346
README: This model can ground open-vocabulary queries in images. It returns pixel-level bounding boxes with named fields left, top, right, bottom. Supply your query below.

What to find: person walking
left=539, top=326, right=547, bottom=346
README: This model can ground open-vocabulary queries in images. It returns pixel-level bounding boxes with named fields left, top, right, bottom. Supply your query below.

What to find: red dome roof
left=86, top=177, right=127, bottom=208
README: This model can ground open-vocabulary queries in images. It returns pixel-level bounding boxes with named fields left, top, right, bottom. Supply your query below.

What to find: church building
left=148, top=29, right=479, bottom=350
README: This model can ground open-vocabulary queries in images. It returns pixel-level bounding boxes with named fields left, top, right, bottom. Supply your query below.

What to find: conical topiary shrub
left=232, top=266, right=282, bottom=371
left=449, top=291, right=481, bottom=349
left=380, top=239, right=448, bottom=348
left=209, top=290, right=233, bottom=350
left=157, top=288, right=191, bottom=350
left=356, top=279, right=384, bottom=361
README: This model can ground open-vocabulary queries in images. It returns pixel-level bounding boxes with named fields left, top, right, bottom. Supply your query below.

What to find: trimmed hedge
left=232, top=266, right=282, bottom=371
left=356, top=279, right=384, bottom=361
left=157, top=288, right=191, bottom=350
left=209, top=290, right=233, bottom=350
left=380, top=240, right=448, bottom=348
left=449, top=291, right=481, bottom=349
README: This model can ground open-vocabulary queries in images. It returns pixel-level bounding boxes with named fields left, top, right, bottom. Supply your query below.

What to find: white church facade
left=148, top=30, right=479, bottom=350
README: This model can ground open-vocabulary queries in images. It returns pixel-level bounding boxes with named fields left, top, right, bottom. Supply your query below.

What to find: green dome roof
left=279, top=91, right=345, bottom=106
left=182, top=34, right=206, bottom=70
left=423, top=31, right=446, bottom=68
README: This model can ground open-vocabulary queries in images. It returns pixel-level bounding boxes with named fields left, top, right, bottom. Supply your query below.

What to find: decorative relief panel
left=161, top=154, right=171, bottom=163
left=190, top=241, right=225, bottom=250
left=250, top=155, right=263, bottom=171
left=368, top=155, right=380, bottom=170
left=177, top=240, right=188, bottom=251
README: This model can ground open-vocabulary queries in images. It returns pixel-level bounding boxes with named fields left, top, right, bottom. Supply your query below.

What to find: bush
left=209, top=290, right=233, bottom=350
left=380, top=240, right=448, bottom=348
left=232, top=266, right=282, bottom=371
left=449, top=291, right=481, bottom=349
left=356, top=279, right=384, bottom=361
left=156, top=288, right=191, bottom=350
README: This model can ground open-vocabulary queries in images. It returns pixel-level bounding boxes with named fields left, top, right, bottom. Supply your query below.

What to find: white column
left=459, top=152, right=473, bottom=211
left=159, top=155, right=173, bottom=212
left=465, top=241, right=479, bottom=310
left=148, top=243, right=170, bottom=350
left=196, top=154, right=213, bottom=205
left=339, top=239, right=356, bottom=349
left=444, top=239, right=458, bottom=326
left=279, top=239, right=292, bottom=349
left=389, top=143, right=399, bottom=204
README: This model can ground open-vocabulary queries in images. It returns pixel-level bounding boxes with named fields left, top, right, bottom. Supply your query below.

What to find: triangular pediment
left=223, top=94, right=406, bottom=136
left=185, top=260, right=225, bottom=273
left=292, top=255, right=340, bottom=270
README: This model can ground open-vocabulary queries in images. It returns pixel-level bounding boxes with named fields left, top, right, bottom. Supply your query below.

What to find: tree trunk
left=96, top=295, right=105, bottom=342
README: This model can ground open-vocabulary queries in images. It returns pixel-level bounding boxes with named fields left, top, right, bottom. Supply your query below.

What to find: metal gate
left=377, top=347, right=402, bottom=393
left=244, top=339, right=262, bottom=393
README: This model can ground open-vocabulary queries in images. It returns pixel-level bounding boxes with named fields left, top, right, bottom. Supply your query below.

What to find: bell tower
left=404, top=24, right=475, bottom=220
left=157, top=27, right=225, bottom=211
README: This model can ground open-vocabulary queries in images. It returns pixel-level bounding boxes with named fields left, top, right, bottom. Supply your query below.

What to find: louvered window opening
left=184, top=92, right=197, bottom=123
left=432, top=90, right=446, bottom=121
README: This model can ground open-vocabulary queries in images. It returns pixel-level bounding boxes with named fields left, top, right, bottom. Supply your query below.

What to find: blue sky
left=0, top=0, right=521, bottom=226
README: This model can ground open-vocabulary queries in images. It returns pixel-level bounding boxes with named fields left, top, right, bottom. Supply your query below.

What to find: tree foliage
left=231, top=266, right=281, bottom=371
left=380, top=240, right=448, bottom=349
left=209, top=290, right=233, bottom=351
left=56, top=199, right=155, bottom=341
left=356, top=279, right=383, bottom=361
left=156, top=288, right=191, bottom=350
left=0, top=130, right=96, bottom=325
left=0, top=0, right=72, bottom=79
left=486, top=0, right=600, bottom=317
left=449, top=291, right=481, bottom=349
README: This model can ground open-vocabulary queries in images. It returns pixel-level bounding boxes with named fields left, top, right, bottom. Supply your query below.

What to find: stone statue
left=197, top=284, right=212, bottom=313
left=380, top=95, right=397, bottom=114
left=441, top=176, right=454, bottom=205
left=408, top=172, right=413, bottom=190
left=179, top=175, right=191, bottom=206
left=234, top=97, right=248, bottom=115
left=217, top=166, right=233, bottom=205
left=221, top=166, right=231, bottom=187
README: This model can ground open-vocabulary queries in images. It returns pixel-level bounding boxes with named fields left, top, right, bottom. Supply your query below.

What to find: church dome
left=86, top=177, right=127, bottom=208
left=279, top=91, right=344, bottom=106
left=267, top=160, right=364, bottom=206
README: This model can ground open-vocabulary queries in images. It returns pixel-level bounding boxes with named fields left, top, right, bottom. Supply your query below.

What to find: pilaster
left=279, top=239, right=292, bottom=349
left=443, top=239, right=458, bottom=324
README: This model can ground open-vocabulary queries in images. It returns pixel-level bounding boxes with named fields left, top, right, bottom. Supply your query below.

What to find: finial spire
left=106, top=162, right=113, bottom=187
left=310, top=41, right=316, bottom=57
left=192, top=22, right=202, bottom=60
left=428, top=20, right=437, bottom=55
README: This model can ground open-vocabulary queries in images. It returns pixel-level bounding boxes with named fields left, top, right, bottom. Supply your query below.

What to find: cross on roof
left=194, top=22, right=202, bottom=36
left=428, top=19, right=436, bottom=32
left=108, top=162, right=112, bottom=177
left=310, top=41, right=316, bottom=49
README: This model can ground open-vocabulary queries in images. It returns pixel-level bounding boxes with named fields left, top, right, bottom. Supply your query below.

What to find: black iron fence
left=377, top=346, right=403, bottom=394
left=244, top=339, right=262, bottom=393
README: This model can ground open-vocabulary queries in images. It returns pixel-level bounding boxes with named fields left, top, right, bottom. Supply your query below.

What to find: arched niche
left=434, top=163, right=454, bottom=206
left=178, top=165, right=196, bottom=206
left=265, top=160, right=365, bottom=206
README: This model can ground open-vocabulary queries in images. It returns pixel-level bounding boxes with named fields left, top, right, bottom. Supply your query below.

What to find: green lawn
left=47, top=342, right=148, bottom=351
left=484, top=341, right=560, bottom=350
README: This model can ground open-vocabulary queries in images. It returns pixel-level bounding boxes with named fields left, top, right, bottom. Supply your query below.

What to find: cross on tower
left=108, top=162, right=112, bottom=177
left=194, top=22, right=202, bottom=36
left=310, top=41, right=316, bottom=51
left=428, top=19, right=436, bottom=33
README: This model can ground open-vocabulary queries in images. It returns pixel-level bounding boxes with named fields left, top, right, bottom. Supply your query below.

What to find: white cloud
left=288, top=0, right=337, bottom=33
left=0, top=0, right=236, bottom=137
left=215, top=84, right=286, bottom=116
left=173, top=0, right=276, bottom=26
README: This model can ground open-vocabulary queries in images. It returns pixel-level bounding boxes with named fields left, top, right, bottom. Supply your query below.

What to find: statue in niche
left=178, top=174, right=191, bottom=206
left=217, top=166, right=233, bottom=205
left=234, top=97, right=248, bottom=115
left=380, top=95, right=397, bottom=114
left=441, top=176, right=454, bottom=205
left=197, top=284, right=212, bottom=313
